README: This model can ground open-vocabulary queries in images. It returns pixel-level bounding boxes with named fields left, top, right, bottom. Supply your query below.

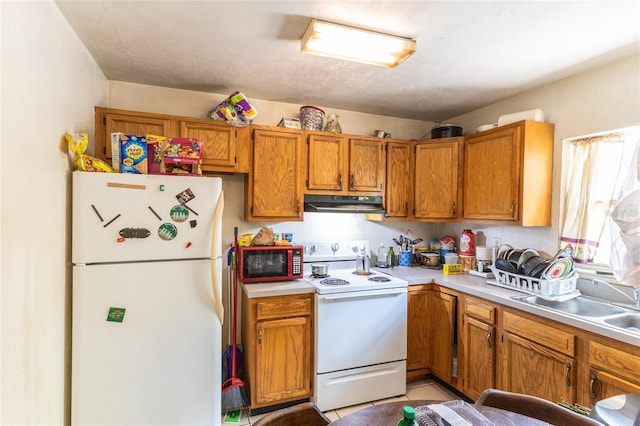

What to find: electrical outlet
left=492, top=238, right=502, bottom=247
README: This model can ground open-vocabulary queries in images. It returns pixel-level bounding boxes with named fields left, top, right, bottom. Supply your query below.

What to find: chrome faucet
left=592, top=279, right=640, bottom=310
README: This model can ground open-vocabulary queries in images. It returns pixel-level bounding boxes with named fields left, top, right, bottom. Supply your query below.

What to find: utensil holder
left=399, top=251, right=412, bottom=266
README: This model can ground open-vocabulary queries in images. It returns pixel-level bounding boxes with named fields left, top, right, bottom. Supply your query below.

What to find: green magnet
left=107, top=307, right=126, bottom=323
left=159, top=184, right=165, bottom=191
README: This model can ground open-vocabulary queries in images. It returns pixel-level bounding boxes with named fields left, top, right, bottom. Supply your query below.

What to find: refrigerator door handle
left=211, top=190, right=225, bottom=325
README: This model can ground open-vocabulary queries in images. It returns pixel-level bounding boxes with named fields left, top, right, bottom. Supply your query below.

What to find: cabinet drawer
left=590, top=340, right=640, bottom=380
left=256, top=295, right=312, bottom=320
left=503, top=311, right=575, bottom=356
left=463, top=296, right=496, bottom=324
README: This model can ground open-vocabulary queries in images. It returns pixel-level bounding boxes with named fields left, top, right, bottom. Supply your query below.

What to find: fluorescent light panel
left=301, top=19, right=416, bottom=68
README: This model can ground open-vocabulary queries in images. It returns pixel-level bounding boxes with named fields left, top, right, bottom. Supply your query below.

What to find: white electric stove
left=301, top=240, right=408, bottom=294
left=300, top=240, right=408, bottom=412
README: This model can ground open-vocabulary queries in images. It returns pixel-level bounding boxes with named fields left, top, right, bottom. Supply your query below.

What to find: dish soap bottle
left=387, top=246, right=395, bottom=268
left=377, top=243, right=387, bottom=267
left=397, top=406, right=417, bottom=426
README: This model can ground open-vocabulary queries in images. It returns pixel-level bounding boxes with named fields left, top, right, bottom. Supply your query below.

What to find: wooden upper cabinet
left=95, top=107, right=250, bottom=173
left=98, top=109, right=173, bottom=160
left=305, top=133, right=385, bottom=195
left=246, top=126, right=303, bottom=222
left=306, top=132, right=347, bottom=191
left=180, top=120, right=239, bottom=171
left=384, top=141, right=413, bottom=219
left=414, top=137, right=463, bottom=221
left=349, top=137, right=385, bottom=193
left=463, top=120, right=554, bottom=225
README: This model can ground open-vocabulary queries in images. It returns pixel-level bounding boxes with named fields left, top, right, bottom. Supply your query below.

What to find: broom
left=221, top=227, right=250, bottom=414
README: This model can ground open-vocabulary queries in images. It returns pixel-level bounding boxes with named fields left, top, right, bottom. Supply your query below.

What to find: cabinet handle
left=452, top=202, right=457, bottom=216
left=338, top=173, right=342, bottom=190
left=510, top=201, right=515, bottom=218
left=590, top=373, right=597, bottom=399
left=487, top=331, right=492, bottom=348
left=565, top=363, right=572, bottom=387
left=297, top=200, right=300, bottom=215
left=405, top=202, right=409, bottom=215
left=258, top=327, right=262, bottom=345
left=350, top=173, right=355, bottom=190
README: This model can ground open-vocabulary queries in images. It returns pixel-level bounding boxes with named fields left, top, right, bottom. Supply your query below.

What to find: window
left=559, top=126, right=640, bottom=285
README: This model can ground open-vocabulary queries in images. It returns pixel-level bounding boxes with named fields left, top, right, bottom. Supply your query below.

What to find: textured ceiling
left=55, top=1, right=640, bottom=122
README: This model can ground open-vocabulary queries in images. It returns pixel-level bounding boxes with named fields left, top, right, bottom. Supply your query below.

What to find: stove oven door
left=315, top=287, right=407, bottom=373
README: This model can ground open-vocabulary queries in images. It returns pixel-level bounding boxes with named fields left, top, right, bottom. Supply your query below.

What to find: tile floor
left=222, top=378, right=459, bottom=425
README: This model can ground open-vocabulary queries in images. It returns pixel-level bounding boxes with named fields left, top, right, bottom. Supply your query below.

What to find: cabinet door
left=103, top=113, right=172, bottom=160
left=306, top=133, right=347, bottom=191
left=255, top=317, right=312, bottom=405
left=429, top=290, right=456, bottom=382
left=462, top=315, right=495, bottom=400
left=180, top=121, right=237, bottom=171
left=463, top=126, right=521, bottom=221
left=248, top=129, right=303, bottom=221
left=407, top=286, right=431, bottom=375
left=502, top=332, right=576, bottom=404
left=385, top=141, right=412, bottom=219
left=349, top=138, right=385, bottom=193
left=588, top=368, right=640, bottom=406
left=414, top=138, right=462, bottom=220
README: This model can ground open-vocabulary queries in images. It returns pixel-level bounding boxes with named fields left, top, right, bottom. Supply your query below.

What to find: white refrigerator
left=71, top=171, right=224, bottom=425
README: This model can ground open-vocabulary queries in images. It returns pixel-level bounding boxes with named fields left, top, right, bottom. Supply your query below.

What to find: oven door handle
left=318, top=288, right=407, bottom=301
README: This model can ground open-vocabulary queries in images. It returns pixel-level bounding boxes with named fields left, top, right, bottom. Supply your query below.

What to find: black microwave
left=238, top=246, right=303, bottom=283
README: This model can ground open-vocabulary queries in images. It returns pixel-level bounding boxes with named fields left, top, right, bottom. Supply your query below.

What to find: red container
left=459, top=229, right=476, bottom=256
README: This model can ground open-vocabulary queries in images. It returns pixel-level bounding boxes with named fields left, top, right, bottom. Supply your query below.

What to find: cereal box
left=119, top=134, right=148, bottom=174
left=162, top=138, right=203, bottom=175
left=110, top=132, right=122, bottom=171
left=146, top=134, right=169, bottom=175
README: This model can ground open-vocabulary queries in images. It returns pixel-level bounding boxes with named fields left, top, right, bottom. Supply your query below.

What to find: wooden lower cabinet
left=430, top=289, right=457, bottom=382
left=407, top=284, right=431, bottom=381
left=502, top=331, right=576, bottom=404
left=587, top=339, right=640, bottom=406
left=241, top=292, right=313, bottom=409
left=461, top=296, right=497, bottom=400
left=501, top=310, right=576, bottom=404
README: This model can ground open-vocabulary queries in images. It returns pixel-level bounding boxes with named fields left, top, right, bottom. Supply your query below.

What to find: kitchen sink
left=604, top=314, right=640, bottom=332
left=512, top=295, right=627, bottom=317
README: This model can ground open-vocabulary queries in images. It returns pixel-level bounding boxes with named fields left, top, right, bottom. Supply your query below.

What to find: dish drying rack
left=488, top=267, right=580, bottom=301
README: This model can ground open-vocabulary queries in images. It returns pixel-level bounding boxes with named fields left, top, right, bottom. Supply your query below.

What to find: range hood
left=303, top=194, right=385, bottom=214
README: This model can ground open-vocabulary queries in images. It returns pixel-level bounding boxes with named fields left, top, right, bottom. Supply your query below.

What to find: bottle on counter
left=430, top=237, right=441, bottom=253
left=377, top=243, right=388, bottom=267
left=459, top=229, right=476, bottom=256
left=397, top=406, right=417, bottom=426
left=387, top=246, right=395, bottom=268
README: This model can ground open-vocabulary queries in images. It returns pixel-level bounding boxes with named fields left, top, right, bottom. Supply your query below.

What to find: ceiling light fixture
left=301, top=19, right=416, bottom=68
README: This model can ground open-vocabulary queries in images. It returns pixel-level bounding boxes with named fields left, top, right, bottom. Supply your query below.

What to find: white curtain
left=560, top=133, right=625, bottom=263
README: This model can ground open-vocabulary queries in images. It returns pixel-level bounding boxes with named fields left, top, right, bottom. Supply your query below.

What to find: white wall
left=0, top=1, right=108, bottom=424
left=435, top=54, right=640, bottom=256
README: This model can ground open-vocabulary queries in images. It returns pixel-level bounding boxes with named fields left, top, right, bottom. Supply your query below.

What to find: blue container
left=399, top=251, right=412, bottom=266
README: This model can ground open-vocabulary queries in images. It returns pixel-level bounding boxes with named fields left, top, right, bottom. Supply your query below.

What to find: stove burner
left=320, top=278, right=350, bottom=286
left=368, top=276, right=391, bottom=282
left=311, top=274, right=329, bottom=279
left=352, top=271, right=373, bottom=276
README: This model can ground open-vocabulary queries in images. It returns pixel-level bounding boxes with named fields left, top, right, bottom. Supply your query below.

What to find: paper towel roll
left=497, top=108, right=545, bottom=126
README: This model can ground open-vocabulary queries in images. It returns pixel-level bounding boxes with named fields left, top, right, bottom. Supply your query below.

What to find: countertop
left=241, top=266, right=639, bottom=347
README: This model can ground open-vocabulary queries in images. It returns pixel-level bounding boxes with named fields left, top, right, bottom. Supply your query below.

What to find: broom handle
left=231, top=226, right=239, bottom=378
